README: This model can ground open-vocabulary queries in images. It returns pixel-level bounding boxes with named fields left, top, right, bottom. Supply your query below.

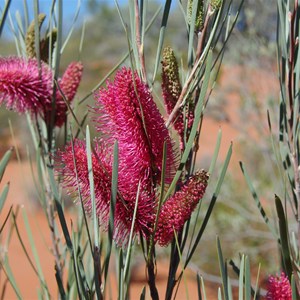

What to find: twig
left=134, top=0, right=147, bottom=82
left=147, top=256, right=159, bottom=300
left=46, top=200, right=64, bottom=284
left=195, top=6, right=213, bottom=61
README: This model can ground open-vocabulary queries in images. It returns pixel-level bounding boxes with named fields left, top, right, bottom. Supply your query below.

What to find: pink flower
left=0, top=56, right=83, bottom=127
left=266, top=272, right=292, bottom=300
left=57, top=138, right=156, bottom=245
left=93, top=67, right=178, bottom=243
left=0, top=56, right=52, bottom=114
left=44, top=61, right=83, bottom=127
left=56, top=139, right=112, bottom=225
left=94, top=67, right=177, bottom=185
left=57, top=67, right=178, bottom=245
left=155, top=170, right=209, bottom=246
left=57, top=61, right=83, bottom=102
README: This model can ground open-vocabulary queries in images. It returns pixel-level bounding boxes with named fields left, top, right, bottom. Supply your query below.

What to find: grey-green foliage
left=0, top=148, right=12, bottom=213
left=237, top=0, right=300, bottom=298
left=0, top=0, right=11, bottom=37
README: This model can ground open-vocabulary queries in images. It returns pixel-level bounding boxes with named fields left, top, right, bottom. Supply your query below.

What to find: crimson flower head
left=0, top=56, right=52, bottom=114
left=94, top=67, right=177, bottom=185
left=57, top=61, right=83, bottom=102
left=94, top=67, right=178, bottom=243
left=56, top=139, right=112, bottom=225
left=44, top=61, right=83, bottom=127
left=0, top=56, right=83, bottom=127
left=57, top=67, right=179, bottom=246
left=266, top=272, right=292, bottom=300
left=155, top=170, right=209, bottom=246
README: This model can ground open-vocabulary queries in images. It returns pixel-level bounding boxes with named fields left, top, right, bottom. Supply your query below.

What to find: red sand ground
left=0, top=64, right=278, bottom=299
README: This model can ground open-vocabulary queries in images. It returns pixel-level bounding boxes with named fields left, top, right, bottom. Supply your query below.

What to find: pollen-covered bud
left=210, top=0, right=222, bottom=10
left=161, top=47, right=194, bottom=149
left=25, top=13, right=46, bottom=59
left=155, top=170, right=209, bottom=246
left=40, top=28, right=57, bottom=63
left=187, top=0, right=204, bottom=31
left=162, top=47, right=184, bottom=136
left=162, top=47, right=181, bottom=100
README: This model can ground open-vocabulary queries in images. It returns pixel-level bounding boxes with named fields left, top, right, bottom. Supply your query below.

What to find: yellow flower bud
left=40, top=29, right=57, bottom=63
left=210, top=0, right=222, bottom=10
left=25, top=13, right=46, bottom=59
left=162, top=47, right=181, bottom=100
left=187, top=0, right=204, bottom=31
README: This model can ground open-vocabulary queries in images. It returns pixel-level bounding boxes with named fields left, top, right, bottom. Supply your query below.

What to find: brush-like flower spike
left=187, top=0, right=204, bottom=31
left=266, top=272, right=292, bottom=300
left=56, top=139, right=112, bottom=225
left=155, top=170, right=209, bottom=246
left=0, top=56, right=52, bottom=114
left=94, top=67, right=177, bottom=185
left=25, top=13, right=46, bottom=59
left=56, top=138, right=156, bottom=246
left=93, top=67, right=178, bottom=244
left=161, top=47, right=194, bottom=149
left=113, top=177, right=156, bottom=244
left=57, top=61, right=83, bottom=103
left=0, top=56, right=82, bottom=128
left=44, top=61, right=83, bottom=127
left=210, top=0, right=222, bottom=10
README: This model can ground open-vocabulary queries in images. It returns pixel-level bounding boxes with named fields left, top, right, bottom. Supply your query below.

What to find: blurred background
left=0, top=0, right=281, bottom=298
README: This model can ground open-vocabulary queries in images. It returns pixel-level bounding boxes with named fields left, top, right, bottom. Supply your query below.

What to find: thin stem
left=165, top=234, right=181, bottom=300
left=46, top=200, right=64, bottom=285
left=195, top=7, right=212, bottom=61
left=134, top=0, right=147, bottom=82
left=146, top=240, right=159, bottom=300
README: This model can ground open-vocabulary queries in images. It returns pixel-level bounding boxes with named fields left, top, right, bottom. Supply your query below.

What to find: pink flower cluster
left=155, top=170, right=209, bottom=246
left=266, top=272, right=292, bottom=300
left=0, top=56, right=83, bottom=127
left=57, top=67, right=208, bottom=246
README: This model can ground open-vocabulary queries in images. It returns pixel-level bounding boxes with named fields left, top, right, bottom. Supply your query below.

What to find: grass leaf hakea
left=0, top=56, right=83, bottom=127
left=56, top=67, right=208, bottom=247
